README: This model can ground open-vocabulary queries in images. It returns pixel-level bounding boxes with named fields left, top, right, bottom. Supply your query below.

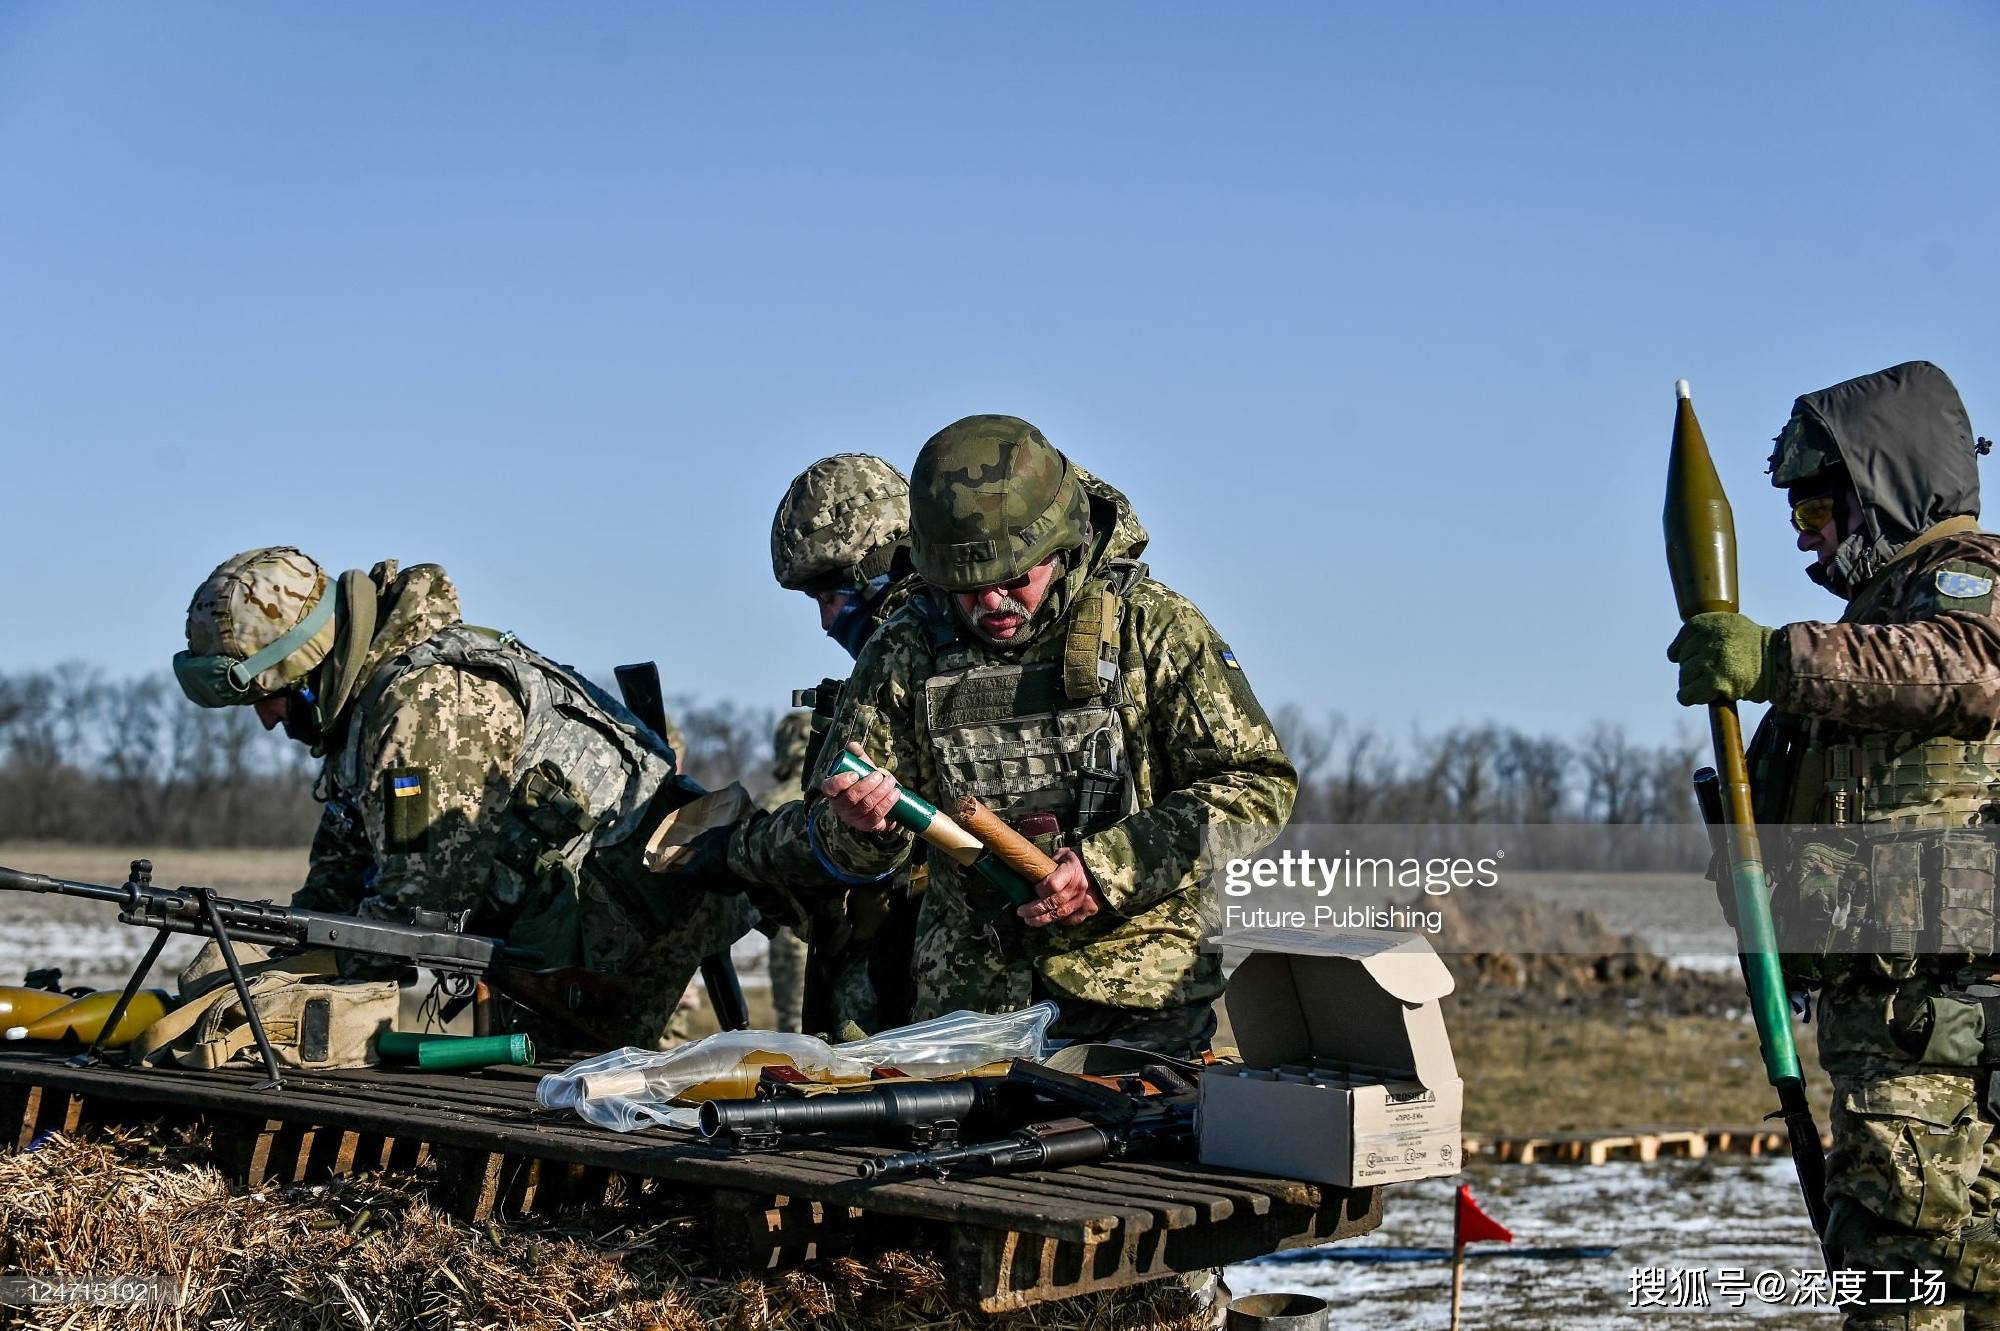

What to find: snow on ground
left=1229, top=1158, right=1832, bottom=1329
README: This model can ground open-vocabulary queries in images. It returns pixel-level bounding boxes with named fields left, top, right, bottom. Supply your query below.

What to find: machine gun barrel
left=0, top=860, right=633, bottom=1066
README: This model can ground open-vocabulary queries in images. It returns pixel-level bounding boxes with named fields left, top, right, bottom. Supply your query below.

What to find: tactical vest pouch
left=1867, top=839, right=1928, bottom=961
left=1773, top=838, right=1857, bottom=961
left=1062, top=583, right=1121, bottom=701
left=133, top=944, right=397, bottom=1072
left=495, top=759, right=605, bottom=892
left=1937, top=833, right=1999, bottom=957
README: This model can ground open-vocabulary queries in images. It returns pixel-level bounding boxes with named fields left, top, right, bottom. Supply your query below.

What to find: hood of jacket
left=1785, top=361, right=1980, bottom=596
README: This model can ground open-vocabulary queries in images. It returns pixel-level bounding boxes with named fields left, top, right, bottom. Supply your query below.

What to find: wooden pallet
left=1461, top=1125, right=1828, bottom=1164
left=0, top=1049, right=1379, bottom=1312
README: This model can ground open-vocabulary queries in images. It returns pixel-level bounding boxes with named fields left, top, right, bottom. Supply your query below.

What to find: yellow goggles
left=1790, top=494, right=1838, bottom=535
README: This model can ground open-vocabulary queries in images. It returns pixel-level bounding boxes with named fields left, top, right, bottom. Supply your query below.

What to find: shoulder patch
left=382, top=766, right=432, bottom=855
left=1933, top=561, right=1999, bottom=615
left=1219, top=647, right=1242, bottom=670
left=1937, top=568, right=1995, bottom=602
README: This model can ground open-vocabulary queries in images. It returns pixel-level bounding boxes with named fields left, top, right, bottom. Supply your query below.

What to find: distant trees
left=1272, top=707, right=1702, bottom=827
left=0, top=670, right=1702, bottom=849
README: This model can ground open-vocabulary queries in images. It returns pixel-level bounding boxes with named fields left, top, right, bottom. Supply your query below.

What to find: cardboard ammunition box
left=1199, top=927, right=1461, bottom=1186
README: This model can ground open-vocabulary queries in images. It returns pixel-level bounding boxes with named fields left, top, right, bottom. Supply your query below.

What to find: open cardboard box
left=1199, top=927, right=1462, bottom=1186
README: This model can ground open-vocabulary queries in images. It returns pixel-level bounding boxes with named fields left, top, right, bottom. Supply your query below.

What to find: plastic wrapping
left=537, top=1001, right=1058, bottom=1133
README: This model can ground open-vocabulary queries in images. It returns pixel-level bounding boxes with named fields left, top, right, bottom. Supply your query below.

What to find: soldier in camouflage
left=815, top=415, right=1297, bottom=1056
left=760, top=712, right=814, bottom=1032
left=174, top=547, right=756, bottom=1050
left=1671, top=363, right=2000, bottom=1329
left=670, top=454, right=926, bottom=1034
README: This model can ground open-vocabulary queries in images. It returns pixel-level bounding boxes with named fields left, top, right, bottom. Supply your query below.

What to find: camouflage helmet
left=771, top=710, right=812, bottom=779
left=178, top=547, right=335, bottom=704
left=770, top=454, right=911, bottom=593
left=1768, top=407, right=1845, bottom=491
left=908, top=415, right=1090, bottom=591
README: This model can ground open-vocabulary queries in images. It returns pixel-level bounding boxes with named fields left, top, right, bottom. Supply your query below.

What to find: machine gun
left=855, top=1100, right=1196, bottom=1181
left=0, top=859, right=637, bottom=1087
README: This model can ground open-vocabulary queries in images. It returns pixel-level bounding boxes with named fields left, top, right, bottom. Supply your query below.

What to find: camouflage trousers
left=1815, top=970, right=2000, bottom=1327
left=766, top=926, right=808, bottom=1034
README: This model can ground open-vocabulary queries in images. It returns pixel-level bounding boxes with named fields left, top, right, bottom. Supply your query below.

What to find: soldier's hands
left=821, top=743, right=900, bottom=834
left=1019, top=848, right=1105, bottom=928
left=1668, top=612, right=1777, bottom=706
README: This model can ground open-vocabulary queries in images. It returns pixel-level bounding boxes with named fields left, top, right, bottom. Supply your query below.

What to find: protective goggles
left=1789, top=494, right=1839, bottom=535
left=172, top=591, right=336, bottom=708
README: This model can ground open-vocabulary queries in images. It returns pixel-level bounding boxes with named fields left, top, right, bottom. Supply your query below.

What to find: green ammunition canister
left=376, top=1031, right=535, bottom=1069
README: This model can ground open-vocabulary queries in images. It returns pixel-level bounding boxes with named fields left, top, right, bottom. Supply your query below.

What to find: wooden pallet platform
left=0, top=1048, right=1379, bottom=1312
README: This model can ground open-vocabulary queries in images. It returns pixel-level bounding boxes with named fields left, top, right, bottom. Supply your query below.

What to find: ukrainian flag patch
left=1219, top=648, right=1241, bottom=670
left=383, top=767, right=431, bottom=854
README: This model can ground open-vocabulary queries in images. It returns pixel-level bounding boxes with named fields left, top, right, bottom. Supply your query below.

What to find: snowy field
left=1229, top=1158, right=1831, bottom=1329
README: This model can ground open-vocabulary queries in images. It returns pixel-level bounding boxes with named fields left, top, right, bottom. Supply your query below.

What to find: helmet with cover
left=175, top=547, right=336, bottom=707
left=908, top=415, right=1090, bottom=592
left=770, top=454, right=911, bottom=594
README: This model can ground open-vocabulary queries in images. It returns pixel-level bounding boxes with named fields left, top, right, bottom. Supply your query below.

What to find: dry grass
left=0, top=1126, right=1207, bottom=1331
left=1452, top=1002, right=1835, bottom=1136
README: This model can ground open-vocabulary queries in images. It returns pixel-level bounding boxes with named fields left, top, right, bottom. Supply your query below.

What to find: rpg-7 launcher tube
left=697, top=1078, right=1008, bottom=1146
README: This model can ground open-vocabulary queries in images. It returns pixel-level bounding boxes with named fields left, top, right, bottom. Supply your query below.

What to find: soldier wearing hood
left=1671, top=363, right=2000, bottom=1326
left=174, top=548, right=757, bottom=1050
left=813, top=415, right=1297, bottom=1056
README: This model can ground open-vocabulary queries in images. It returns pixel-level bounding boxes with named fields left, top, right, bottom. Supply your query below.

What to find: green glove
left=1667, top=612, right=1776, bottom=705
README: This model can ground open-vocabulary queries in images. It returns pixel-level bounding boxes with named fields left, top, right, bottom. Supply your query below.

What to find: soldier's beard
left=972, top=593, right=1035, bottom=642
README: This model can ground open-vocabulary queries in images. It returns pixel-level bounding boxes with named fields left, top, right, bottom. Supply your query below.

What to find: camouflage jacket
left=808, top=475, right=1297, bottom=1015
left=291, top=562, right=746, bottom=1048
left=727, top=574, right=925, bottom=900
left=1773, top=519, right=2000, bottom=738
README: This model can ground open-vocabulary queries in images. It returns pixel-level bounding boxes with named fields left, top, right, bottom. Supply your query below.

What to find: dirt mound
left=0, top=1125, right=1208, bottom=1331
left=1436, top=888, right=1744, bottom=1017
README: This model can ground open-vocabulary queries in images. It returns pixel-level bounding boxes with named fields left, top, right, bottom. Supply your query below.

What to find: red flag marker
left=1450, top=1185, right=1512, bottom=1328
left=1456, top=1185, right=1513, bottom=1246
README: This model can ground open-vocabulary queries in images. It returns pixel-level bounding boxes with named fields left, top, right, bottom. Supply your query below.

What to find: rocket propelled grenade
left=829, top=750, right=1040, bottom=905
left=1661, top=378, right=1829, bottom=1246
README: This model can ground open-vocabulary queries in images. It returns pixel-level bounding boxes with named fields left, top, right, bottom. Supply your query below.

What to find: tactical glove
left=665, top=818, right=810, bottom=931
left=666, top=823, right=749, bottom=895
left=1668, top=612, right=1776, bottom=706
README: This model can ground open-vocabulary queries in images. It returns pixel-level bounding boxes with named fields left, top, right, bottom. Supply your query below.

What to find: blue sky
left=2, top=3, right=1994, bottom=745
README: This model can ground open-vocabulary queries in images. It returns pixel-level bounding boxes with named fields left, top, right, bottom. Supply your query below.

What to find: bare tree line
left=0, top=670, right=1700, bottom=849
left=1273, top=707, right=1704, bottom=827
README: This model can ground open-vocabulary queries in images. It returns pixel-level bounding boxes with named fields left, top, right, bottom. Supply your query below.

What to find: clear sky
left=2, top=2, right=1994, bottom=745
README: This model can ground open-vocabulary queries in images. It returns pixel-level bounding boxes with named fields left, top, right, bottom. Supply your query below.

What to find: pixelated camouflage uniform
left=810, top=448, right=1296, bottom=1056
left=288, top=560, right=754, bottom=1050
left=1752, top=363, right=2000, bottom=1329
left=709, top=454, right=927, bottom=1036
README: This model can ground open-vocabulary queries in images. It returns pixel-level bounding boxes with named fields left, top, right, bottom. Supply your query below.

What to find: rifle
left=0, top=859, right=635, bottom=1087
left=851, top=1057, right=1198, bottom=1180
left=614, top=659, right=750, bottom=1032
left=1663, top=380, right=1831, bottom=1254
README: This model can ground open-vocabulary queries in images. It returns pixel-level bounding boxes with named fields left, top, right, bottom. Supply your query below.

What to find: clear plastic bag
left=537, top=1001, right=1059, bottom=1133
